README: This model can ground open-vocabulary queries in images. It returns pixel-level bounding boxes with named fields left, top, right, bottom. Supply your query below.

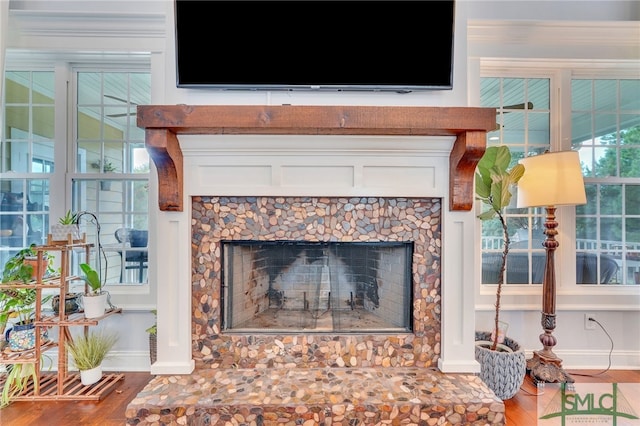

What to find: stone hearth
left=126, top=368, right=504, bottom=425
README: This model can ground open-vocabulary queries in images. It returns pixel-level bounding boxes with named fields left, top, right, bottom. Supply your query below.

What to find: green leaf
left=475, top=173, right=491, bottom=199
left=79, top=263, right=102, bottom=293
left=478, top=209, right=497, bottom=220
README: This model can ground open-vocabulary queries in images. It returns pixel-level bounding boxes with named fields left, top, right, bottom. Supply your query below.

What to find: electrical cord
left=75, top=211, right=108, bottom=282
left=569, top=317, right=613, bottom=377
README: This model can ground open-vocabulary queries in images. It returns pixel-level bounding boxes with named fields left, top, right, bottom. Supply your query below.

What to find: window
left=0, top=71, right=55, bottom=267
left=73, top=70, right=151, bottom=285
left=479, top=76, right=551, bottom=286
left=574, top=78, right=640, bottom=285
left=479, top=71, right=640, bottom=293
left=1, top=66, right=150, bottom=287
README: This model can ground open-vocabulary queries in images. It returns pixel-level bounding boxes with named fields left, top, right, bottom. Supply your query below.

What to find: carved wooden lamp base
left=527, top=351, right=575, bottom=384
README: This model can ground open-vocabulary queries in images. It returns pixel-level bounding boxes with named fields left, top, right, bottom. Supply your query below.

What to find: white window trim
left=473, top=59, right=640, bottom=313
left=3, top=54, right=156, bottom=309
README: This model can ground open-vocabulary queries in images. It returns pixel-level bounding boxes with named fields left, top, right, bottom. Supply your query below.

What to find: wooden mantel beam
left=137, top=105, right=495, bottom=212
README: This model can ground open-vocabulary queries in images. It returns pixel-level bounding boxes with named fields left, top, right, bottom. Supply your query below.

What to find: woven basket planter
left=475, top=331, right=526, bottom=400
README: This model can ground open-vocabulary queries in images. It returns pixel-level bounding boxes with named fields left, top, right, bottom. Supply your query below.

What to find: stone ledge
left=126, top=367, right=505, bottom=425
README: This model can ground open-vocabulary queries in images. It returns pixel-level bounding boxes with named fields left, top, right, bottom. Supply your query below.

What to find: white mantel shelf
left=137, top=105, right=496, bottom=212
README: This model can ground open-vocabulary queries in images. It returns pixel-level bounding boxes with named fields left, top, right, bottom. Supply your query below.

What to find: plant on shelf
left=1, top=363, right=38, bottom=408
left=474, top=145, right=527, bottom=400
left=80, top=262, right=103, bottom=295
left=50, top=210, right=82, bottom=242
left=0, top=353, right=51, bottom=408
left=65, top=330, right=118, bottom=386
left=79, top=262, right=109, bottom=318
left=59, top=210, right=78, bottom=225
left=1, top=245, right=54, bottom=354
left=1, top=244, right=55, bottom=328
left=1, top=244, right=55, bottom=285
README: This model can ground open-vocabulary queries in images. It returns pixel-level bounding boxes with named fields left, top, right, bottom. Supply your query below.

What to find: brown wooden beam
left=145, top=128, right=183, bottom=211
left=449, top=131, right=487, bottom=211
left=137, top=105, right=495, bottom=212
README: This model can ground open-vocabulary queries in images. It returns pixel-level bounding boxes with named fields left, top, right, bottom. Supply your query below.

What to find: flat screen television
left=174, top=1, right=455, bottom=92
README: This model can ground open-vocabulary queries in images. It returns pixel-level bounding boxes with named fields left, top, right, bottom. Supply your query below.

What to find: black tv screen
left=175, top=1, right=455, bottom=92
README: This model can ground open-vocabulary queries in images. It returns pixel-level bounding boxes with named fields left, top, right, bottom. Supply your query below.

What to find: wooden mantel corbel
left=137, top=105, right=495, bottom=212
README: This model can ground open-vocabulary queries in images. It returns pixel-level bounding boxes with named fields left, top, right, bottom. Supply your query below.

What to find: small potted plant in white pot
left=79, top=263, right=108, bottom=319
left=65, top=330, right=118, bottom=386
left=50, top=210, right=81, bottom=242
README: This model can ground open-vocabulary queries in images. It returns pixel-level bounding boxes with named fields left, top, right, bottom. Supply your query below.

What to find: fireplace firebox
left=222, top=241, right=413, bottom=333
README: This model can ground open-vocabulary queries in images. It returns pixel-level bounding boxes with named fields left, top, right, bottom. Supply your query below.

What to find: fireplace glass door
left=222, top=241, right=413, bottom=333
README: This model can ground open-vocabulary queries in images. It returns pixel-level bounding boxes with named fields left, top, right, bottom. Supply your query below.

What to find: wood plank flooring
left=0, top=369, right=637, bottom=425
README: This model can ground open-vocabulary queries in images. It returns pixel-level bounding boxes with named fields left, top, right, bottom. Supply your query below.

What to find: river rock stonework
left=191, top=196, right=441, bottom=369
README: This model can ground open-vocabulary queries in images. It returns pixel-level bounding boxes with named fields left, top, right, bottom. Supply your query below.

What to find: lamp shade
left=517, top=150, right=587, bottom=208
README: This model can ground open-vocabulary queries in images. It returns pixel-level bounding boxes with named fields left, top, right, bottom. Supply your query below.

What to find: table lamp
left=517, top=150, right=586, bottom=384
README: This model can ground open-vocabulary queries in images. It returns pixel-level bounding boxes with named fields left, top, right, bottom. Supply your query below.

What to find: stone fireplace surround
left=191, top=195, right=442, bottom=368
left=126, top=105, right=503, bottom=424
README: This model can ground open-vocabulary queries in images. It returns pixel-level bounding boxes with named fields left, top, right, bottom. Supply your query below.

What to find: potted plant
left=0, top=363, right=38, bottom=408
left=79, top=263, right=108, bottom=318
left=91, top=158, right=116, bottom=191
left=474, top=145, right=527, bottom=400
left=65, top=330, right=118, bottom=386
left=50, top=210, right=81, bottom=242
left=146, top=309, right=157, bottom=365
left=1, top=244, right=55, bottom=284
left=1, top=245, right=55, bottom=351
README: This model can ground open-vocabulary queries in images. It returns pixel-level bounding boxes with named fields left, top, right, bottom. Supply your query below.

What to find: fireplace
left=138, top=105, right=495, bottom=375
left=223, top=240, right=413, bottom=333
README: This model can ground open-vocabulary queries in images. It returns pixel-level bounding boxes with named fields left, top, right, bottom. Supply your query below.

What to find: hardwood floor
left=0, top=372, right=152, bottom=426
left=0, top=370, right=637, bottom=425
left=504, top=369, right=640, bottom=425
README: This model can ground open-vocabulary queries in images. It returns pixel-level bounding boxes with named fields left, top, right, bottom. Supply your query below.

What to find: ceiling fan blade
left=107, top=112, right=137, bottom=118
left=502, top=102, right=533, bottom=110
left=494, top=102, right=534, bottom=116
left=104, top=94, right=139, bottom=105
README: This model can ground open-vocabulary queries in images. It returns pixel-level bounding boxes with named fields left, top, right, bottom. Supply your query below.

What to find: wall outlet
left=584, top=313, right=597, bottom=330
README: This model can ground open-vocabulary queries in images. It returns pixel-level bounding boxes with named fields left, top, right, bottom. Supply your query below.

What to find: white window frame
left=2, top=56, right=155, bottom=309
left=473, top=59, right=640, bottom=313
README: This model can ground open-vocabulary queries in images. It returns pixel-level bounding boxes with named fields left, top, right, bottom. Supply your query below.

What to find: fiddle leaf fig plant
left=475, top=145, right=525, bottom=351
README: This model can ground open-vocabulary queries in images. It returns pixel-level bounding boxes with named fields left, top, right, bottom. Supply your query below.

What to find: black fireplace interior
left=222, top=241, right=413, bottom=333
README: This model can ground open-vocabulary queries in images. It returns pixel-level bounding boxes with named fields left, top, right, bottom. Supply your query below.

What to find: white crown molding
left=469, top=20, right=640, bottom=47
left=8, top=9, right=166, bottom=40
